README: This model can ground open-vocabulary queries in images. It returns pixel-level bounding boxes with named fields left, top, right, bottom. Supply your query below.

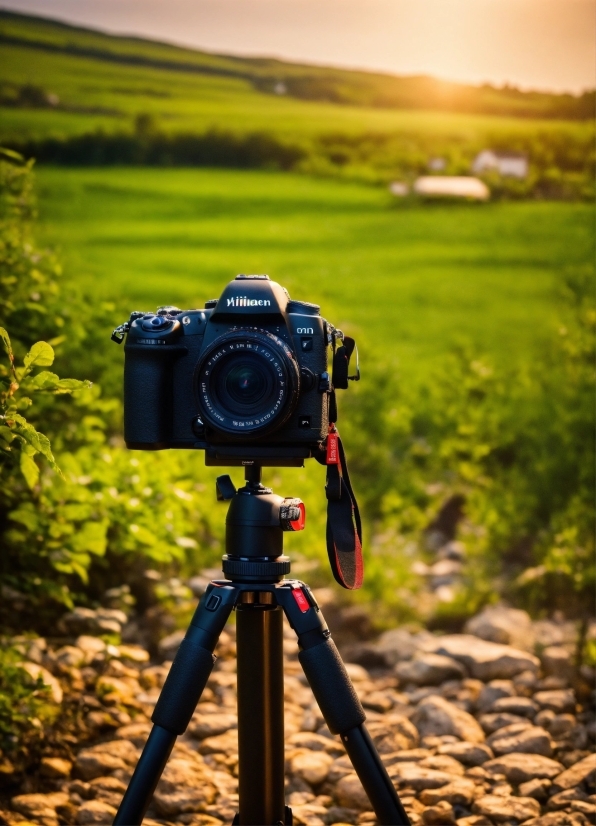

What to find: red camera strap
left=325, top=424, right=363, bottom=590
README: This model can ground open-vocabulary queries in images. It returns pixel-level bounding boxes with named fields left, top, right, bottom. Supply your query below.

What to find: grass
left=35, top=166, right=593, bottom=383
left=3, top=41, right=590, bottom=145
left=1, top=14, right=592, bottom=147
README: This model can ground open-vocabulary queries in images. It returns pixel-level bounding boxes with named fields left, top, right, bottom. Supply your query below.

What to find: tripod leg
left=114, top=584, right=237, bottom=825
left=236, top=599, right=286, bottom=826
left=278, top=583, right=411, bottom=826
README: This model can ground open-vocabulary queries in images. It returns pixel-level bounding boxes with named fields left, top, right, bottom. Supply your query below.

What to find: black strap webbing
left=325, top=431, right=363, bottom=590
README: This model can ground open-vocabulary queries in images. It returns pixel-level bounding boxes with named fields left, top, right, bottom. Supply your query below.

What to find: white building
left=472, top=150, right=529, bottom=179
left=413, top=176, right=490, bottom=201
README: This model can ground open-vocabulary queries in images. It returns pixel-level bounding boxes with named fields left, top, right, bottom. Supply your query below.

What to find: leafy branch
left=0, top=326, right=90, bottom=488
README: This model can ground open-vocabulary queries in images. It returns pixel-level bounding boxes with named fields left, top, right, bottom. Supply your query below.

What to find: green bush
left=340, top=264, right=595, bottom=624
left=0, top=644, right=60, bottom=776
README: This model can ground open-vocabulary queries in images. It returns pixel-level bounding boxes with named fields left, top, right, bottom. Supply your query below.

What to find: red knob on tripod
left=279, top=498, right=306, bottom=531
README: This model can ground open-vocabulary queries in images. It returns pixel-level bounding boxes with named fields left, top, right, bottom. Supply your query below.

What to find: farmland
left=34, top=166, right=592, bottom=382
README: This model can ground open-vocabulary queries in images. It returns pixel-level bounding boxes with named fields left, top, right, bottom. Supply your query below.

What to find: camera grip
left=124, top=346, right=182, bottom=448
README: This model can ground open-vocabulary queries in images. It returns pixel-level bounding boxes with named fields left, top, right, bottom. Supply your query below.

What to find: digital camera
left=113, top=275, right=358, bottom=467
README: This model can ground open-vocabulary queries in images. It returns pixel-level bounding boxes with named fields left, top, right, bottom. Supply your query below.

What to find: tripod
left=114, top=467, right=410, bottom=826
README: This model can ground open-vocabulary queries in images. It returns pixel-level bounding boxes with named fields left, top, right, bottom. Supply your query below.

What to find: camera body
left=122, top=275, right=340, bottom=466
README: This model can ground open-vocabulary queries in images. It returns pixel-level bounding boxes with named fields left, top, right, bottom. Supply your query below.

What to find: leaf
left=30, top=371, right=60, bottom=389
left=21, top=342, right=54, bottom=378
left=0, top=425, right=15, bottom=444
left=0, top=327, right=13, bottom=362
left=30, top=372, right=91, bottom=393
left=70, top=520, right=108, bottom=556
left=11, top=415, right=63, bottom=475
left=19, top=451, right=39, bottom=489
left=53, top=378, right=92, bottom=393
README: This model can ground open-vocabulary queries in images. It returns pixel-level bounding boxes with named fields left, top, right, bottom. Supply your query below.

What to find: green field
left=35, top=166, right=593, bottom=381
left=3, top=39, right=589, bottom=145
left=1, top=12, right=593, bottom=148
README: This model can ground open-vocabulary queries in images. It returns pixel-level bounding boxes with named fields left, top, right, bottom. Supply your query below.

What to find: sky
left=2, top=0, right=595, bottom=93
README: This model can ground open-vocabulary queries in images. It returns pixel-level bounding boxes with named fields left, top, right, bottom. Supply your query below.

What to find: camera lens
left=224, top=361, right=268, bottom=407
left=196, top=329, right=300, bottom=437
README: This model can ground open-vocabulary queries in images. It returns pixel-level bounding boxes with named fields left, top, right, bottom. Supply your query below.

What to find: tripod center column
left=236, top=594, right=286, bottom=825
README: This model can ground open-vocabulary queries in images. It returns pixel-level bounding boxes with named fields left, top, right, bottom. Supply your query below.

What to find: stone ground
left=1, top=597, right=595, bottom=826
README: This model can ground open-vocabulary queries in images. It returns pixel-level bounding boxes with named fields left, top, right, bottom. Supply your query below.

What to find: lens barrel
left=195, top=329, right=300, bottom=437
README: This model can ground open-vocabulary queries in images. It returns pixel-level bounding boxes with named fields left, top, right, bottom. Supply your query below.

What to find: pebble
left=484, top=753, right=564, bottom=784
left=533, top=689, right=576, bottom=714
left=437, top=741, right=494, bottom=766
left=3, top=618, right=594, bottom=826
left=75, top=799, right=118, bottom=824
left=551, top=753, right=596, bottom=793
left=421, top=634, right=540, bottom=680
left=465, top=605, right=535, bottom=650
left=40, top=756, right=73, bottom=779
left=473, top=793, right=541, bottom=822
left=487, top=723, right=554, bottom=757
left=395, top=653, right=466, bottom=686
left=412, top=695, right=485, bottom=743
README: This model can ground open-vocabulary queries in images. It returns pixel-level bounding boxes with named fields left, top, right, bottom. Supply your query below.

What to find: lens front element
left=196, top=329, right=300, bottom=437
left=224, top=360, right=269, bottom=407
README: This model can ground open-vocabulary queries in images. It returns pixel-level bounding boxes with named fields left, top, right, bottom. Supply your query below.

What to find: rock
left=421, top=635, right=540, bottom=681
left=118, top=645, right=150, bottom=664
left=541, top=646, right=572, bottom=679
left=514, top=670, right=539, bottom=696
left=335, top=773, right=371, bottom=810
left=40, top=757, right=72, bottom=778
left=55, top=645, right=86, bottom=668
left=533, top=689, right=576, bottom=714
left=361, top=690, right=395, bottom=712
left=290, top=750, right=333, bottom=786
left=11, top=792, right=69, bottom=820
left=188, top=712, right=238, bottom=740
left=473, top=794, right=540, bottom=823
left=419, top=777, right=476, bottom=806
left=343, top=662, right=370, bottom=682
left=388, top=762, right=456, bottom=791
left=369, top=714, right=419, bottom=752
left=288, top=732, right=344, bottom=755
left=488, top=696, right=538, bottom=718
left=75, top=740, right=139, bottom=780
left=75, top=799, right=118, bottom=824
left=551, top=753, right=596, bottom=793
left=198, top=730, right=239, bottom=756
left=547, top=713, right=577, bottom=738
left=411, top=696, right=485, bottom=743
left=456, top=818, right=492, bottom=826
left=465, top=605, right=534, bottom=650
left=63, top=607, right=125, bottom=637
left=524, top=814, right=590, bottom=826
left=373, top=628, right=421, bottom=665
left=158, top=629, right=185, bottom=660
left=421, top=801, right=456, bottom=824
left=437, top=742, right=494, bottom=766
left=420, top=755, right=464, bottom=776
left=19, top=662, right=63, bottom=703
left=153, top=757, right=217, bottom=816
left=547, top=788, right=590, bottom=810
left=484, top=753, right=564, bottom=784
left=475, top=680, right=516, bottom=713
left=116, top=722, right=152, bottom=746
left=76, top=636, right=107, bottom=662
left=479, top=712, right=532, bottom=734
left=487, top=724, right=553, bottom=757
left=396, top=653, right=466, bottom=686
left=519, top=777, right=552, bottom=802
